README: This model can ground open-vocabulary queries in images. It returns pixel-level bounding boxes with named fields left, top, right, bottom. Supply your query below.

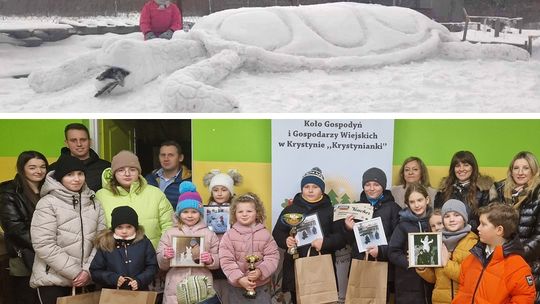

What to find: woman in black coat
left=0, top=151, right=48, bottom=304
left=489, top=151, right=540, bottom=304
left=434, top=151, right=493, bottom=232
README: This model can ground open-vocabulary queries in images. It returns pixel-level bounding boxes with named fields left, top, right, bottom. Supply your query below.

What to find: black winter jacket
left=388, top=208, right=433, bottom=304
left=492, top=180, right=540, bottom=303
left=49, top=147, right=110, bottom=192
left=0, top=178, right=36, bottom=261
left=272, top=193, right=346, bottom=293
left=434, top=177, right=493, bottom=232
left=89, top=231, right=158, bottom=290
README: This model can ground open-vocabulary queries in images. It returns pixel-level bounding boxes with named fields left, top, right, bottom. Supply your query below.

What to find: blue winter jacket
left=90, top=230, right=158, bottom=290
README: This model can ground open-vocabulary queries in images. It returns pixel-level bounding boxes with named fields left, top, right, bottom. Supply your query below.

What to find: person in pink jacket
left=157, top=181, right=219, bottom=304
left=139, top=0, right=182, bottom=40
left=219, top=192, right=280, bottom=303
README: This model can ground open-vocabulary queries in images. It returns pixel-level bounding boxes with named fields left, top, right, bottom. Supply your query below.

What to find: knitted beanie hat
left=362, top=167, right=387, bottom=189
left=111, top=206, right=139, bottom=230
left=176, top=181, right=204, bottom=215
left=301, top=167, right=325, bottom=192
left=111, top=150, right=141, bottom=173
left=209, top=173, right=234, bottom=195
left=54, top=154, right=86, bottom=182
left=441, top=199, right=469, bottom=223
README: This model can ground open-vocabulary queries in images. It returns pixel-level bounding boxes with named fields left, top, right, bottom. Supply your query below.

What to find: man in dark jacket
left=49, top=123, right=110, bottom=192
left=145, top=140, right=192, bottom=209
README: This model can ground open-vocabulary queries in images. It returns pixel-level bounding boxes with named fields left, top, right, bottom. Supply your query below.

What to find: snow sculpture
left=27, top=2, right=530, bottom=112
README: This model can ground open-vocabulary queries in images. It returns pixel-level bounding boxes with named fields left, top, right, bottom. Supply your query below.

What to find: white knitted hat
left=209, top=173, right=235, bottom=195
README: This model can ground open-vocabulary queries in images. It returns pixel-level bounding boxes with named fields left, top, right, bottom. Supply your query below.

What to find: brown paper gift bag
left=345, top=255, right=388, bottom=304
left=99, top=288, right=158, bottom=304
left=56, top=287, right=100, bottom=304
left=294, top=247, right=338, bottom=304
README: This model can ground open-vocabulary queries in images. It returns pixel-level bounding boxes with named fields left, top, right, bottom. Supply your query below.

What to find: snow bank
left=23, top=2, right=532, bottom=112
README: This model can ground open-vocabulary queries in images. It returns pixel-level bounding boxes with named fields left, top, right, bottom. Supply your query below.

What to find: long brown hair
left=404, top=183, right=430, bottom=207
left=440, top=151, right=479, bottom=210
left=14, top=151, right=48, bottom=205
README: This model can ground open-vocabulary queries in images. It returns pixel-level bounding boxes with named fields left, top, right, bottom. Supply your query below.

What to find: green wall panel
left=394, top=119, right=540, bottom=167
left=192, top=119, right=271, bottom=163
left=0, top=119, right=87, bottom=156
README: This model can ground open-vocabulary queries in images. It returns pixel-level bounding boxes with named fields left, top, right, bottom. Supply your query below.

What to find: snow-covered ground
left=1, top=4, right=539, bottom=113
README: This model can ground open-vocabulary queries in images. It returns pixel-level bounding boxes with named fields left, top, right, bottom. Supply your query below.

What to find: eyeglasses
left=116, top=167, right=138, bottom=175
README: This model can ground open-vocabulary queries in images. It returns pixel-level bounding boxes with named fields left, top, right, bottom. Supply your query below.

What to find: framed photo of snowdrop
left=171, top=236, right=205, bottom=267
left=353, top=217, right=387, bottom=253
left=408, top=232, right=443, bottom=268
left=295, top=213, right=323, bottom=248
left=204, top=206, right=230, bottom=234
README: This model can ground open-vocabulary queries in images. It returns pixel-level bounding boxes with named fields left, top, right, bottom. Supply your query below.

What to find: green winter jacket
left=95, top=168, right=173, bottom=248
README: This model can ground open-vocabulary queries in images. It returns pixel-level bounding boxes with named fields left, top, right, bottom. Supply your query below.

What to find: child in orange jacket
left=452, top=203, right=535, bottom=304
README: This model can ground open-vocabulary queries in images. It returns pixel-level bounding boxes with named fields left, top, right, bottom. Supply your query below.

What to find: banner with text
left=271, top=119, right=394, bottom=301
left=272, top=119, right=394, bottom=223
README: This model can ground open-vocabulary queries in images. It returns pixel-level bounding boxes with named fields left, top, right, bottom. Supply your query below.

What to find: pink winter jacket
left=157, top=221, right=219, bottom=304
left=139, top=0, right=182, bottom=37
left=219, top=222, right=280, bottom=288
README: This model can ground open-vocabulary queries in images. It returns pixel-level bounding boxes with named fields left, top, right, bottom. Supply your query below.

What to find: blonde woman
left=391, top=156, right=437, bottom=209
left=489, top=151, right=540, bottom=304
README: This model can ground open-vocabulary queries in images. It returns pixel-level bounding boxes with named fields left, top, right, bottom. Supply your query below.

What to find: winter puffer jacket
left=434, top=176, right=494, bottom=232
left=0, top=178, right=36, bottom=260
left=490, top=180, right=540, bottom=303
left=145, top=165, right=192, bottom=209
left=96, top=168, right=174, bottom=249
left=416, top=231, right=478, bottom=304
left=30, top=171, right=106, bottom=288
left=388, top=208, right=433, bottom=304
left=90, top=229, right=158, bottom=290
left=219, top=222, right=279, bottom=288
left=452, top=236, right=536, bottom=304
left=272, top=193, right=346, bottom=293
left=49, top=147, right=110, bottom=192
left=139, top=0, right=182, bottom=36
left=157, top=220, right=220, bottom=304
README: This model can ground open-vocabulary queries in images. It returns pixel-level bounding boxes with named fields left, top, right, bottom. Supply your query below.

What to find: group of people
left=0, top=123, right=539, bottom=304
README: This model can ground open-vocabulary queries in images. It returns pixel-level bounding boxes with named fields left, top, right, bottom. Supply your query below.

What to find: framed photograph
left=204, top=206, right=230, bottom=234
left=408, top=232, right=442, bottom=268
left=353, top=217, right=387, bottom=253
left=295, top=213, right=324, bottom=248
left=170, top=236, right=205, bottom=267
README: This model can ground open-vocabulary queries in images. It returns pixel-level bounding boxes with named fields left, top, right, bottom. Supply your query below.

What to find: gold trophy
left=282, top=213, right=305, bottom=259
left=243, top=254, right=260, bottom=299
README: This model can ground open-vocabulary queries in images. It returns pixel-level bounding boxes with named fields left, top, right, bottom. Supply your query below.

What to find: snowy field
left=1, top=4, right=540, bottom=113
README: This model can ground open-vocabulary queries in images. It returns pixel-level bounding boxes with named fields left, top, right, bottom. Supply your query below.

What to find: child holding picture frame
left=415, top=199, right=478, bottom=304
left=157, top=181, right=220, bottom=304
left=388, top=184, right=434, bottom=304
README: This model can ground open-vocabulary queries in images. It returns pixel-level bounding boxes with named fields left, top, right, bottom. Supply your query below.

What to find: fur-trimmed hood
left=94, top=225, right=146, bottom=252
left=438, top=174, right=494, bottom=191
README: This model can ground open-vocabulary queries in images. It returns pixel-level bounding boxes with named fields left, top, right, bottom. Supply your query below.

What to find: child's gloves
left=158, top=29, right=174, bottom=40
left=200, top=252, right=213, bottom=265
left=163, top=246, right=175, bottom=259
left=144, top=32, right=157, bottom=40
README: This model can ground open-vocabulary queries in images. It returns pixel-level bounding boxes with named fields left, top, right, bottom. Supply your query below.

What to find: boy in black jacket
left=272, top=167, right=346, bottom=304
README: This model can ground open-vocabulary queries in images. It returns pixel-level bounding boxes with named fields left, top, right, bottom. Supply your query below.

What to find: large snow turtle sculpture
left=28, top=2, right=529, bottom=112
